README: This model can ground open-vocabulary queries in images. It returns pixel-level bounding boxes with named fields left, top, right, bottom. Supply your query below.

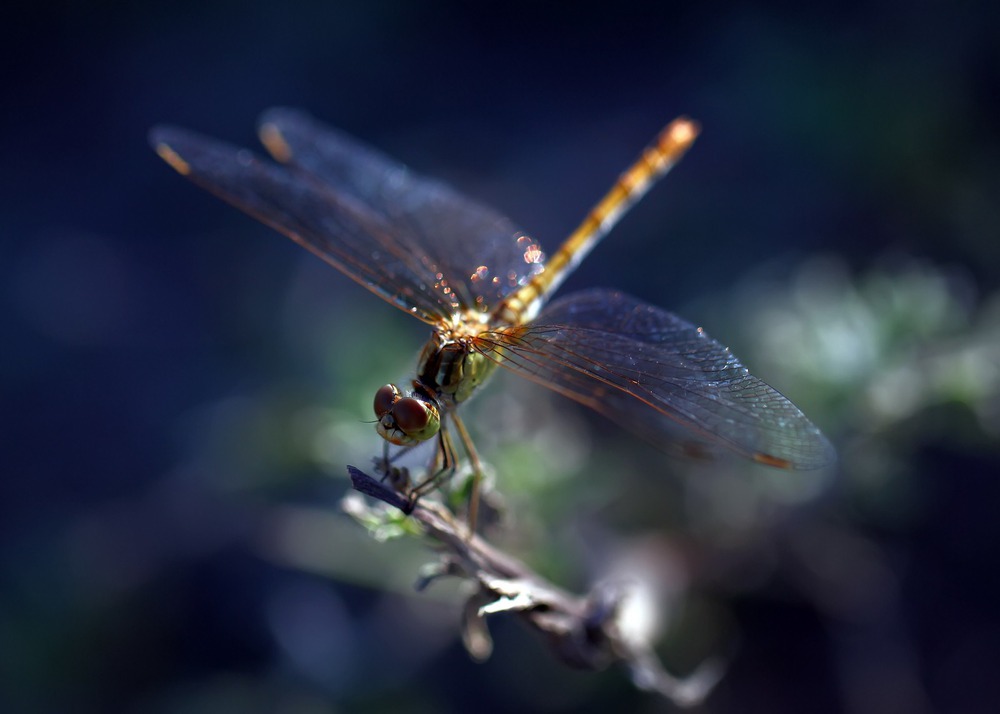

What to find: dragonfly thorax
left=372, top=331, right=499, bottom=446
left=416, top=330, right=498, bottom=406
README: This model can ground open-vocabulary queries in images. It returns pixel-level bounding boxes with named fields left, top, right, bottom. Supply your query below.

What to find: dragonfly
left=151, top=108, right=834, bottom=519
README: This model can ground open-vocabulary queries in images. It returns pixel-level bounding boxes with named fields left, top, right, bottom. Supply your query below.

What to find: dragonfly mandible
left=151, top=108, right=834, bottom=511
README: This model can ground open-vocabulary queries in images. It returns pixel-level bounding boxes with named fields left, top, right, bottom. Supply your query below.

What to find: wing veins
left=476, top=289, right=834, bottom=469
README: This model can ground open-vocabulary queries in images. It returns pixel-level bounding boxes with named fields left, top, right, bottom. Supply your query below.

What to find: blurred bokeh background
left=3, top=1, right=999, bottom=712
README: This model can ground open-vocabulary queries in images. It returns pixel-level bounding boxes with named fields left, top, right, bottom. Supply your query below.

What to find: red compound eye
left=392, top=397, right=432, bottom=434
left=373, top=384, right=399, bottom=418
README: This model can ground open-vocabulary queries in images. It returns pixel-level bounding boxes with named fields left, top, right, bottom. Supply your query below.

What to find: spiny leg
left=376, top=440, right=417, bottom=493
left=406, top=422, right=459, bottom=511
left=398, top=414, right=485, bottom=539
left=450, top=412, right=485, bottom=538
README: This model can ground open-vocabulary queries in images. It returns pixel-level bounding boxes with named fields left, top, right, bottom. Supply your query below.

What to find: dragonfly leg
left=450, top=413, right=484, bottom=538
left=375, top=441, right=417, bottom=493
left=405, top=425, right=458, bottom=512
left=395, top=416, right=485, bottom=538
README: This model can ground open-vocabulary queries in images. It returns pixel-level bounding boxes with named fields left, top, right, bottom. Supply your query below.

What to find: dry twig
left=345, top=465, right=723, bottom=707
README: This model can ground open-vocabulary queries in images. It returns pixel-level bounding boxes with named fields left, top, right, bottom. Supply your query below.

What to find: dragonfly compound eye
left=373, top=384, right=400, bottom=418
left=392, top=397, right=441, bottom=442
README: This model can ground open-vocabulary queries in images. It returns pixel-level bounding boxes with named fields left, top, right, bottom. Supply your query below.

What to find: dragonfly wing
left=150, top=125, right=471, bottom=322
left=257, top=108, right=546, bottom=314
left=481, top=289, right=835, bottom=470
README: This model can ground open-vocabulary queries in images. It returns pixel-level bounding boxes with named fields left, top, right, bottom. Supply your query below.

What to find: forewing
left=480, top=289, right=834, bottom=469
left=256, top=108, right=546, bottom=313
left=152, top=125, right=473, bottom=322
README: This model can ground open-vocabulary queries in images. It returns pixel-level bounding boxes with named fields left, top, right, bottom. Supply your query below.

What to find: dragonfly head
left=373, top=383, right=441, bottom=445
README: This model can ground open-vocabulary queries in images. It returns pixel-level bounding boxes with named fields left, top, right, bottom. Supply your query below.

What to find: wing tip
left=148, top=127, right=192, bottom=175
left=256, top=107, right=312, bottom=163
left=258, top=119, right=293, bottom=163
left=754, top=436, right=837, bottom=471
left=753, top=452, right=795, bottom=469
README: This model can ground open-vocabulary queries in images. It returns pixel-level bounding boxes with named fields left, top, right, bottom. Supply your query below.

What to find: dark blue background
left=3, top=2, right=999, bottom=712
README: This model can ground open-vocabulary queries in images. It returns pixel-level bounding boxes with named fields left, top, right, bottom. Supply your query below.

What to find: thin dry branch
left=345, top=465, right=723, bottom=707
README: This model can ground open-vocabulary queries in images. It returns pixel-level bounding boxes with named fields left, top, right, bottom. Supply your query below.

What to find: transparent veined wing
left=149, top=117, right=544, bottom=323
left=256, top=108, right=547, bottom=314
left=480, top=289, right=835, bottom=469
